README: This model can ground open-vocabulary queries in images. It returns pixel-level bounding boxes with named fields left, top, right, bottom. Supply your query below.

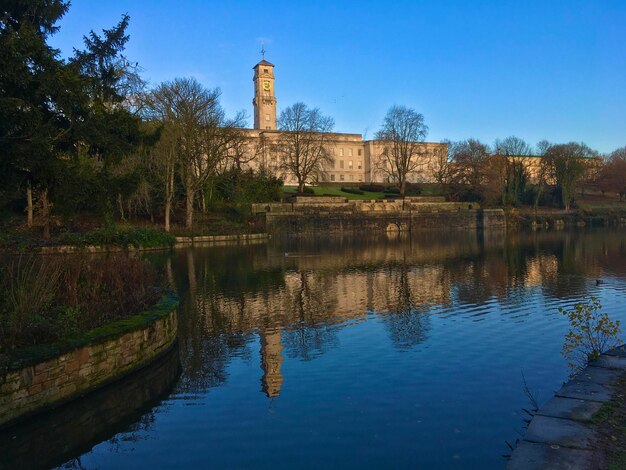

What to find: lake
left=2, top=229, right=626, bottom=469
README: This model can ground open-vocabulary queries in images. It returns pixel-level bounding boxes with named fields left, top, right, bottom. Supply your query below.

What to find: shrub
left=0, top=258, right=62, bottom=349
left=560, top=296, right=621, bottom=373
left=341, top=187, right=364, bottom=195
left=56, top=226, right=175, bottom=248
left=0, top=254, right=166, bottom=352
left=405, top=184, right=422, bottom=196
left=359, top=184, right=385, bottom=193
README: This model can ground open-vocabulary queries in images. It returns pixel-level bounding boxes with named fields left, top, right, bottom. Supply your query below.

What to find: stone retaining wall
left=0, top=297, right=178, bottom=429
left=16, top=233, right=269, bottom=254
left=252, top=199, right=505, bottom=234
left=174, top=232, right=269, bottom=246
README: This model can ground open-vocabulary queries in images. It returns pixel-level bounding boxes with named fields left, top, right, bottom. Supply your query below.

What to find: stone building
left=241, top=56, right=448, bottom=185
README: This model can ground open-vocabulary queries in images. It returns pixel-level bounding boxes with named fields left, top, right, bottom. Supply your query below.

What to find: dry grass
left=0, top=254, right=165, bottom=351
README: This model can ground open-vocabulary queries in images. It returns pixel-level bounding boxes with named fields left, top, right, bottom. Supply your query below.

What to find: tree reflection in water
left=169, top=230, right=626, bottom=398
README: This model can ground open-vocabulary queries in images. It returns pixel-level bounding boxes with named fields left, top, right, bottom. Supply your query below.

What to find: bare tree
left=143, top=78, right=244, bottom=228
left=148, top=122, right=179, bottom=231
left=544, top=142, right=591, bottom=211
left=493, top=136, right=532, bottom=206
left=428, top=141, right=455, bottom=194
left=277, top=103, right=335, bottom=193
left=598, top=146, right=626, bottom=200
left=449, top=139, right=490, bottom=200
left=375, top=106, right=429, bottom=195
left=532, top=140, right=553, bottom=215
left=494, top=136, right=532, bottom=157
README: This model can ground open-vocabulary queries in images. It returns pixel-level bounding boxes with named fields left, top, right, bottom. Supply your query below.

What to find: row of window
left=336, top=160, right=362, bottom=170
left=329, top=174, right=363, bottom=182
left=335, top=148, right=363, bottom=157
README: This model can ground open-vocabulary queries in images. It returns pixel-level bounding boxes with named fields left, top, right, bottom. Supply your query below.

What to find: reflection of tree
left=382, top=262, right=431, bottom=350
left=281, top=271, right=340, bottom=361
left=167, top=229, right=626, bottom=394
left=282, top=326, right=339, bottom=361
left=539, top=233, right=592, bottom=300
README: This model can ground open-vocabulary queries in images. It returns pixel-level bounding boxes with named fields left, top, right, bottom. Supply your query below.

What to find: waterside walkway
left=507, top=345, right=626, bottom=469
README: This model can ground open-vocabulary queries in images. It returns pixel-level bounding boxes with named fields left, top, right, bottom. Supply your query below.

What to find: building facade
left=242, top=58, right=448, bottom=185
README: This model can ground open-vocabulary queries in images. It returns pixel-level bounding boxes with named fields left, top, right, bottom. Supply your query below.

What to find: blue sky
left=50, top=1, right=626, bottom=153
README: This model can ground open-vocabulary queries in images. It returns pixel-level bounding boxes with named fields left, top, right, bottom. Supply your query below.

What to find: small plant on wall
left=560, top=296, right=621, bottom=373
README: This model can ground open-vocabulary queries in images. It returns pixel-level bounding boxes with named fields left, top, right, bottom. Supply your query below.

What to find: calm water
left=2, top=229, right=626, bottom=469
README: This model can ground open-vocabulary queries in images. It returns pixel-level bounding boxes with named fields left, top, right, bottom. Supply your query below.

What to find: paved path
left=507, top=346, right=626, bottom=469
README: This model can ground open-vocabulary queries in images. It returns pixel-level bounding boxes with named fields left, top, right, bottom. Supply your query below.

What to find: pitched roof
left=253, top=59, right=274, bottom=68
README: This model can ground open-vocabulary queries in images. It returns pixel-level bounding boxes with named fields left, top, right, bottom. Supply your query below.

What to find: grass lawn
left=284, top=185, right=385, bottom=200
left=576, top=193, right=626, bottom=211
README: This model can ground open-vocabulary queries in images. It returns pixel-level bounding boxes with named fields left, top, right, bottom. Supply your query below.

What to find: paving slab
left=588, top=354, right=626, bottom=371
left=507, top=441, right=594, bottom=470
left=572, top=366, right=621, bottom=387
left=604, top=345, right=626, bottom=358
left=536, top=396, right=603, bottom=422
left=556, top=379, right=613, bottom=402
left=524, top=415, right=597, bottom=449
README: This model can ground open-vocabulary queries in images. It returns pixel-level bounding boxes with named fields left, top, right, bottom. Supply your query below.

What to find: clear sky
left=49, top=1, right=626, bottom=153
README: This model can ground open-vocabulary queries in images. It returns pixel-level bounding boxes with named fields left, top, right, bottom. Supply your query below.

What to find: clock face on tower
left=262, top=80, right=270, bottom=91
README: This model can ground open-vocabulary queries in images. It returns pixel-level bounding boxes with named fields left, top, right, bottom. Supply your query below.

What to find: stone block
left=524, top=415, right=596, bottom=449
left=556, top=379, right=613, bottom=402
left=604, top=345, right=626, bottom=358
left=507, top=441, right=594, bottom=470
left=64, top=360, right=80, bottom=374
left=536, top=397, right=603, bottom=422
left=19, top=367, right=34, bottom=388
left=589, top=354, right=626, bottom=371
left=572, top=366, right=621, bottom=387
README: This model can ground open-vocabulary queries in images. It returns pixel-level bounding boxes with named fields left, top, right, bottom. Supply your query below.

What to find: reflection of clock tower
left=253, top=53, right=277, bottom=130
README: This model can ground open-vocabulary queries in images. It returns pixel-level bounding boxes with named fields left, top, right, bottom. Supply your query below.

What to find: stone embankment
left=174, top=232, right=269, bottom=247
left=15, top=233, right=269, bottom=254
left=0, top=295, right=178, bottom=429
left=252, top=196, right=506, bottom=234
left=507, top=346, right=626, bottom=469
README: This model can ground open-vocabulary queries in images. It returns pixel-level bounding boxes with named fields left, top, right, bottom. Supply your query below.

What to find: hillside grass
left=284, top=185, right=384, bottom=200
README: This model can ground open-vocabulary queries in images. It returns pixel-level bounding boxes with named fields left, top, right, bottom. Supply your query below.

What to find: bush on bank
left=0, top=225, right=176, bottom=251
left=0, top=254, right=167, bottom=354
left=56, top=226, right=176, bottom=248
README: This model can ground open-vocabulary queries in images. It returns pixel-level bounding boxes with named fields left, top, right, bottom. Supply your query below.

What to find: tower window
left=265, top=115, right=270, bottom=121
left=264, top=68, right=268, bottom=73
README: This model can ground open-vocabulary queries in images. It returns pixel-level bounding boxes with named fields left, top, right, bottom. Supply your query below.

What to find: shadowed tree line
left=0, top=1, right=282, bottom=238
left=430, top=136, right=626, bottom=211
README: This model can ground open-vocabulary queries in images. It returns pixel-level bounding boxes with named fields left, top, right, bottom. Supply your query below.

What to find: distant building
left=241, top=56, right=448, bottom=185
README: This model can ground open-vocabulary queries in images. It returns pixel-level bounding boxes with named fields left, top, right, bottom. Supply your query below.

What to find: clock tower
left=253, top=52, right=277, bottom=130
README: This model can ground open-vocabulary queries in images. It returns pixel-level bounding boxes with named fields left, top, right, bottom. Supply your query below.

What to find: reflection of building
left=242, top=55, right=447, bottom=185
left=260, top=330, right=284, bottom=398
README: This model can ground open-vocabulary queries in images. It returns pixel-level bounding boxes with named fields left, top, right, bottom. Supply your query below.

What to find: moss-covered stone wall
left=0, top=297, right=178, bottom=428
